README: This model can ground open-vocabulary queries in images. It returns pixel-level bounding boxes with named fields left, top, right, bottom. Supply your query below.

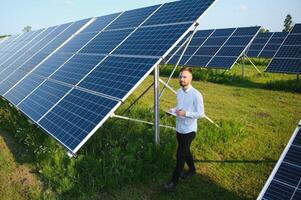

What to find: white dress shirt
left=170, top=85, right=204, bottom=134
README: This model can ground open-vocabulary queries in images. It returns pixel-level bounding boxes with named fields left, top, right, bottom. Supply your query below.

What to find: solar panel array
left=166, top=26, right=261, bottom=69
left=246, top=32, right=288, bottom=58
left=266, top=23, right=301, bottom=74
left=257, top=120, right=301, bottom=200
left=0, top=0, right=216, bottom=154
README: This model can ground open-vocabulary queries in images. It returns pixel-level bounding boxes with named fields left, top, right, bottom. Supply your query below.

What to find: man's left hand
left=176, top=109, right=186, bottom=117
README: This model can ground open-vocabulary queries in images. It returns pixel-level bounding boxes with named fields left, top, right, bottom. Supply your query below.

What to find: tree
left=260, top=27, right=270, bottom=33
left=283, top=14, right=293, bottom=32
left=22, top=26, right=32, bottom=32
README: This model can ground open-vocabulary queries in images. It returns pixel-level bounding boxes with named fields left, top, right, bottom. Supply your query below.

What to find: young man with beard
left=163, top=67, right=205, bottom=192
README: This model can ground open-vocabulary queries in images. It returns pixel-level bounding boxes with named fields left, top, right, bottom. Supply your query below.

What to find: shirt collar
left=182, top=85, right=192, bottom=93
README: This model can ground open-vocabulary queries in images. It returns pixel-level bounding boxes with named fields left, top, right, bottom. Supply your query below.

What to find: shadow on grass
left=0, top=129, right=35, bottom=164
left=150, top=173, right=243, bottom=200
left=195, top=159, right=276, bottom=164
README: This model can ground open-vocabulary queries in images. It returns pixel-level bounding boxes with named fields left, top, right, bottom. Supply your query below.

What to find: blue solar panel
left=81, top=13, right=120, bottom=34
left=211, top=28, right=235, bottom=37
left=246, top=32, right=273, bottom=57
left=258, top=121, right=301, bottom=200
left=58, top=32, right=97, bottom=54
left=168, top=55, right=191, bottom=65
left=216, top=47, right=246, bottom=57
left=143, top=0, right=215, bottom=26
left=224, top=36, right=254, bottom=46
left=203, top=37, right=228, bottom=46
left=39, top=19, right=91, bottom=54
left=79, top=28, right=134, bottom=55
left=0, top=29, right=49, bottom=69
left=195, top=46, right=220, bottom=55
left=207, top=56, right=238, bottom=68
left=267, top=59, right=301, bottom=74
left=113, top=23, right=191, bottom=57
left=31, top=53, right=72, bottom=77
left=38, top=89, right=119, bottom=152
left=266, top=23, right=301, bottom=74
left=186, top=55, right=212, bottom=67
left=232, top=27, right=259, bottom=36
left=283, top=34, right=301, bottom=45
left=106, top=5, right=160, bottom=30
left=259, top=32, right=288, bottom=58
left=168, top=26, right=260, bottom=69
left=291, top=24, right=301, bottom=34
left=18, top=80, right=71, bottom=121
left=4, top=73, right=44, bottom=105
left=0, top=28, right=58, bottom=73
left=79, top=56, right=158, bottom=99
left=0, top=69, right=29, bottom=95
left=0, top=20, right=91, bottom=96
left=50, top=54, right=105, bottom=85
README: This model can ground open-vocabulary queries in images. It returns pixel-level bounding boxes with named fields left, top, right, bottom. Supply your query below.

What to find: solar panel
left=168, top=26, right=261, bottom=69
left=79, top=56, right=158, bottom=99
left=113, top=24, right=191, bottom=57
left=0, top=0, right=216, bottom=154
left=38, top=89, right=120, bottom=152
left=266, top=23, right=301, bottom=74
left=0, top=20, right=90, bottom=95
left=0, top=29, right=49, bottom=73
left=143, top=0, right=215, bottom=26
left=257, top=120, right=301, bottom=200
left=0, top=32, right=39, bottom=64
left=106, top=5, right=160, bottom=30
left=246, top=32, right=289, bottom=58
left=259, top=32, right=288, bottom=58
left=0, top=35, right=17, bottom=51
left=79, top=28, right=134, bottom=55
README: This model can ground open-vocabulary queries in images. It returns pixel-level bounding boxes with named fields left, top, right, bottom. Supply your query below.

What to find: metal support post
left=154, top=65, right=160, bottom=146
left=245, top=54, right=261, bottom=74
left=242, top=55, right=245, bottom=80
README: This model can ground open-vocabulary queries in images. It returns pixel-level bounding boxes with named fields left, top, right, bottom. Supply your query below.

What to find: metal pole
left=159, top=23, right=199, bottom=99
left=242, top=55, right=245, bottom=80
left=154, top=65, right=160, bottom=146
left=245, top=54, right=261, bottom=74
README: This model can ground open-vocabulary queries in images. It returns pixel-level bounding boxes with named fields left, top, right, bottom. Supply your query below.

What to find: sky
left=0, top=0, right=301, bottom=35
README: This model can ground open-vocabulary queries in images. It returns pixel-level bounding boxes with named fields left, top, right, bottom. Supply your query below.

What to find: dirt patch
left=0, top=130, right=43, bottom=199
left=255, top=112, right=271, bottom=119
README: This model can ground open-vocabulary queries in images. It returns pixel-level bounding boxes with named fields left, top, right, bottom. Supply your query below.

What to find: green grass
left=0, top=61, right=300, bottom=199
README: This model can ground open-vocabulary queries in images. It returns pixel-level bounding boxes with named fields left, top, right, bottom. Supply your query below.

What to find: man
left=163, top=67, right=205, bottom=192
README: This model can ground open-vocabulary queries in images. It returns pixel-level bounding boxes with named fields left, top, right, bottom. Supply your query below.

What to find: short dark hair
left=179, top=67, right=193, bottom=74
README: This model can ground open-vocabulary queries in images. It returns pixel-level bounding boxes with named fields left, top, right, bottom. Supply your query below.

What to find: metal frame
left=257, top=120, right=301, bottom=200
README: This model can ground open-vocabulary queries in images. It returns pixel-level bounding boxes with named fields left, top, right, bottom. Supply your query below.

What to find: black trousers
left=171, top=131, right=196, bottom=183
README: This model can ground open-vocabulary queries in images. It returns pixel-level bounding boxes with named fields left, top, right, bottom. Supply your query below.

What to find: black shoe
left=180, top=169, right=196, bottom=179
left=162, top=181, right=176, bottom=192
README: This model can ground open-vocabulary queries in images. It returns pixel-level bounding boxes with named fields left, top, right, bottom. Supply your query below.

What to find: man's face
left=179, top=70, right=192, bottom=87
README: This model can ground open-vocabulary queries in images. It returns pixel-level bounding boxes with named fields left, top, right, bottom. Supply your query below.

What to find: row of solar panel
left=166, top=26, right=261, bottom=69
left=258, top=120, right=301, bottom=200
left=266, top=24, right=301, bottom=74
left=246, top=32, right=288, bottom=58
left=165, top=23, right=301, bottom=74
left=0, top=0, right=216, bottom=153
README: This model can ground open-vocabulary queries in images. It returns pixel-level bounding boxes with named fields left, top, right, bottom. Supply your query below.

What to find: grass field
left=0, top=61, right=300, bottom=199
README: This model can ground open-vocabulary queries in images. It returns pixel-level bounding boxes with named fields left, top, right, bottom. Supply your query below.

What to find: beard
left=180, top=81, right=189, bottom=87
